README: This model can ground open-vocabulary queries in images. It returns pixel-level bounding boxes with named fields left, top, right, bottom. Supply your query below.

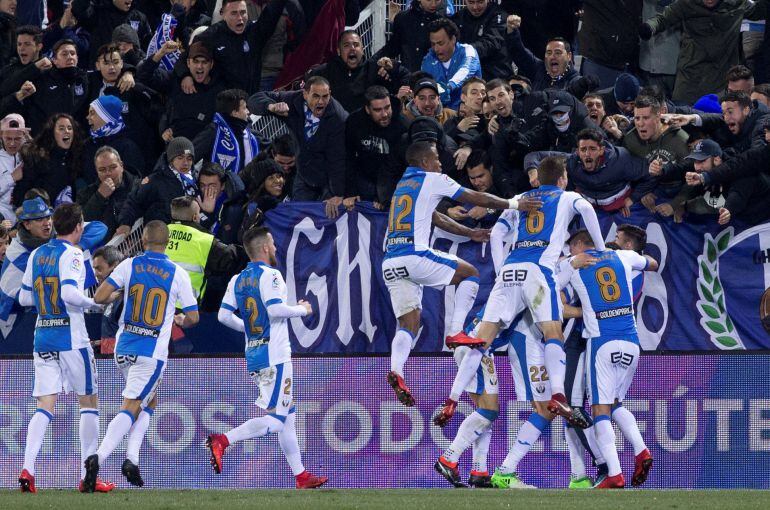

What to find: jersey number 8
left=525, top=210, right=545, bottom=234
left=595, top=267, right=621, bottom=302
left=128, top=283, right=168, bottom=327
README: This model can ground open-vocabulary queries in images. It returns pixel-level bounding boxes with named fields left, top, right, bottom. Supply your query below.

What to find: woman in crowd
left=238, top=158, right=288, bottom=241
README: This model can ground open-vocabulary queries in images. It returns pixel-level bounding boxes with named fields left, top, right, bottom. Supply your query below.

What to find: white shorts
left=116, top=354, right=166, bottom=407
left=453, top=346, right=498, bottom=395
left=587, top=339, right=640, bottom=405
left=382, top=249, right=458, bottom=318
left=507, top=315, right=552, bottom=402
left=250, top=361, right=294, bottom=417
left=483, top=262, right=562, bottom=327
left=33, top=346, right=98, bottom=397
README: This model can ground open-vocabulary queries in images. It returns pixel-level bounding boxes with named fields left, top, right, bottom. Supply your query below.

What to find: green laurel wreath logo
left=696, top=227, right=744, bottom=349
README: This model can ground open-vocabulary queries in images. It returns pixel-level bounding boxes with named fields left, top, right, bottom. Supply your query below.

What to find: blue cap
left=19, top=197, right=52, bottom=221
left=686, top=139, right=722, bottom=161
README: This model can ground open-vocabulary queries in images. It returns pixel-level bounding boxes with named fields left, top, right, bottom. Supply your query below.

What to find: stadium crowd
left=1, top=0, right=770, bottom=351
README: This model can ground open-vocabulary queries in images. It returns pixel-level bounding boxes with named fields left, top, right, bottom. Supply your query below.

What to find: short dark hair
left=303, top=75, right=330, bottom=91
left=568, top=229, right=594, bottom=247
left=170, top=196, right=197, bottom=221
left=428, top=18, right=459, bottom=39
left=405, top=141, right=435, bottom=167
left=537, top=156, right=566, bottom=186
left=461, top=77, right=486, bottom=95
left=634, top=95, right=661, bottom=114
left=270, top=133, right=298, bottom=157
left=52, top=39, right=77, bottom=55
left=577, top=128, right=605, bottom=145
left=546, top=37, right=571, bottom=53
left=221, top=0, right=246, bottom=8
left=337, top=29, right=360, bottom=48
left=198, top=162, right=226, bottom=182
left=53, top=203, right=83, bottom=236
left=216, top=89, right=248, bottom=116
left=639, top=84, right=666, bottom=104
left=93, top=245, right=124, bottom=267
left=752, top=83, right=770, bottom=99
left=617, top=224, right=647, bottom=253
left=465, top=150, right=490, bottom=171
left=485, top=78, right=511, bottom=94
left=364, top=85, right=390, bottom=105
left=727, top=65, right=753, bottom=83
left=583, top=93, right=604, bottom=105
left=96, top=43, right=121, bottom=61
left=508, top=74, right=532, bottom=86
left=720, top=90, right=752, bottom=109
left=243, top=226, right=271, bottom=258
left=16, top=25, right=43, bottom=44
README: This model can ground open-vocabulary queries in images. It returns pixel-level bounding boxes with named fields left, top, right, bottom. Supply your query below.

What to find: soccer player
left=562, top=227, right=657, bottom=488
left=82, top=221, right=199, bottom=493
left=17, top=203, right=115, bottom=493
left=207, top=227, right=328, bottom=489
left=558, top=237, right=657, bottom=488
left=384, top=141, right=540, bottom=406
left=434, top=157, right=605, bottom=428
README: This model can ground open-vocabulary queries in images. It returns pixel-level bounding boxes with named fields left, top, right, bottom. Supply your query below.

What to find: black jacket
left=15, top=146, right=78, bottom=206
left=198, top=171, right=246, bottom=239
left=700, top=101, right=770, bottom=157
left=117, top=158, right=188, bottom=226
left=14, top=66, right=90, bottom=135
left=374, top=0, right=443, bottom=72
left=345, top=104, right=407, bottom=202
left=82, top=131, right=146, bottom=184
left=193, top=0, right=288, bottom=94
left=71, top=0, right=152, bottom=65
left=191, top=115, right=258, bottom=173
left=707, top=143, right=770, bottom=186
left=308, top=55, right=409, bottom=113
left=452, top=4, right=512, bottom=80
left=249, top=90, right=348, bottom=195
left=137, top=57, right=228, bottom=140
left=0, top=12, right=15, bottom=69
left=77, top=170, right=139, bottom=237
left=0, top=60, right=42, bottom=97
left=577, top=0, right=643, bottom=70
left=505, top=28, right=583, bottom=93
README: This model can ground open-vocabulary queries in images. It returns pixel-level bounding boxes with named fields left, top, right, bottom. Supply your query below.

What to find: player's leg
left=470, top=424, right=493, bottom=488
left=436, top=390, right=499, bottom=488
left=276, top=407, right=326, bottom=489
left=563, top=333, right=596, bottom=488
left=122, top=396, right=157, bottom=487
left=388, top=308, right=420, bottom=406
left=493, top=401, right=553, bottom=489
left=588, top=340, right=625, bottom=489
left=445, top=259, right=483, bottom=346
left=19, top=393, right=56, bottom=493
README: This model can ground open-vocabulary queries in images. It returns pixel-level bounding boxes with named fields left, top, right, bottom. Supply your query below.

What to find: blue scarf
left=147, top=13, right=179, bottom=71
left=90, top=116, right=125, bottom=139
left=211, top=113, right=259, bottom=173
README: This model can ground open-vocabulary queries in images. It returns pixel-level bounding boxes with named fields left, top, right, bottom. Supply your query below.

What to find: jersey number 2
left=245, top=297, right=263, bottom=335
left=128, top=283, right=168, bottom=327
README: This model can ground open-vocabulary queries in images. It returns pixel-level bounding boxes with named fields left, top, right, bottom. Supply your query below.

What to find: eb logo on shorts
left=38, top=351, right=60, bottom=362
left=501, top=269, right=528, bottom=284
left=610, top=351, right=635, bottom=368
left=116, top=354, right=138, bottom=366
left=383, top=266, right=410, bottom=282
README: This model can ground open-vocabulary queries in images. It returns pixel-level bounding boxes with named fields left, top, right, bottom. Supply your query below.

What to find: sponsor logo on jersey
left=596, top=306, right=634, bottom=320
left=515, top=240, right=549, bottom=249
left=36, top=317, right=70, bottom=328
left=124, top=323, right=160, bottom=337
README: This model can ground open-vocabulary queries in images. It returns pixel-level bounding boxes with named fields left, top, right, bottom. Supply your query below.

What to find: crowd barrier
left=1, top=354, right=768, bottom=489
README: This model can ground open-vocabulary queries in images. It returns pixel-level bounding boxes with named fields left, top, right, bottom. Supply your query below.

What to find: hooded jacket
left=699, top=100, right=770, bottom=156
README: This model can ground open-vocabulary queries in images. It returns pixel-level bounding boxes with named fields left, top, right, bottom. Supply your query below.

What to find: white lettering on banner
left=749, top=399, right=770, bottom=452
left=148, top=403, right=196, bottom=454
left=703, top=399, right=743, bottom=452
left=379, top=403, right=424, bottom=453
left=655, top=386, right=698, bottom=452
left=286, top=218, right=329, bottom=347
left=322, top=401, right=372, bottom=453
left=335, top=214, right=377, bottom=345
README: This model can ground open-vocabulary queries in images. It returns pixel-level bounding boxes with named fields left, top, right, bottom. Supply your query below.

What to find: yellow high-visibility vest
left=165, top=222, right=214, bottom=300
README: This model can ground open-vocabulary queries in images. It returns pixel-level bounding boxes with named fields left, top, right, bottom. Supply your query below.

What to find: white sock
left=500, top=412, right=549, bottom=473
left=594, top=416, right=621, bottom=476
left=97, top=410, right=135, bottom=464
left=450, top=277, right=479, bottom=333
left=612, top=405, right=647, bottom=455
left=126, top=408, right=153, bottom=465
left=544, top=340, right=566, bottom=395
left=23, top=409, right=52, bottom=475
left=390, top=328, right=413, bottom=376
left=443, top=409, right=495, bottom=464
left=79, top=409, right=100, bottom=480
left=449, top=348, right=483, bottom=401
left=226, top=414, right=284, bottom=444
left=471, top=427, right=492, bottom=473
left=584, top=424, right=606, bottom=465
left=278, top=410, right=305, bottom=476
left=564, top=425, right=587, bottom=478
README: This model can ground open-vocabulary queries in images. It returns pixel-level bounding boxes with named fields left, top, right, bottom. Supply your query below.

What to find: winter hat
left=112, top=24, right=141, bottom=48
left=166, top=137, right=195, bottom=161
left=613, top=73, right=641, bottom=103
left=90, top=95, right=124, bottom=125
left=693, top=93, right=722, bottom=114
left=245, top=158, right=283, bottom=193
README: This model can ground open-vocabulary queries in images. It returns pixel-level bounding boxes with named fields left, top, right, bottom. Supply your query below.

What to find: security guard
left=166, top=196, right=242, bottom=309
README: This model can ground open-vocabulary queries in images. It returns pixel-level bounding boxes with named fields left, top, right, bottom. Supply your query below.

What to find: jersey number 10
left=128, top=283, right=168, bottom=327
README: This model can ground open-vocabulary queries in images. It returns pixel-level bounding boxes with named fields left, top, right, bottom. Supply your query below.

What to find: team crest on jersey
left=70, top=257, right=82, bottom=272
left=243, top=41, right=250, bottom=52
left=130, top=21, right=140, bottom=31
left=74, top=84, right=84, bottom=96
left=272, top=274, right=280, bottom=288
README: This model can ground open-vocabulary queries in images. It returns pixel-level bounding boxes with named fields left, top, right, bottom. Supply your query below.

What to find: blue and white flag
left=211, top=113, right=259, bottom=173
left=147, top=13, right=179, bottom=72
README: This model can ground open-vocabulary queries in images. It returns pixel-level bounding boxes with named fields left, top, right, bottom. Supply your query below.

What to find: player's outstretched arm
left=94, top=280, right=118, bottom=305
left=61, top=284, right=95, bottom=309
left=432, top=211, right=490, bottom=242
left=573, top=198, right=606, bottom=251
left=267, top=300, right=312, bottom=319
left=218, top=305, right=245, bottom=332
left=174, top=310, right=199, bottom=328
left=456, top=189, right=542, bottom=211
